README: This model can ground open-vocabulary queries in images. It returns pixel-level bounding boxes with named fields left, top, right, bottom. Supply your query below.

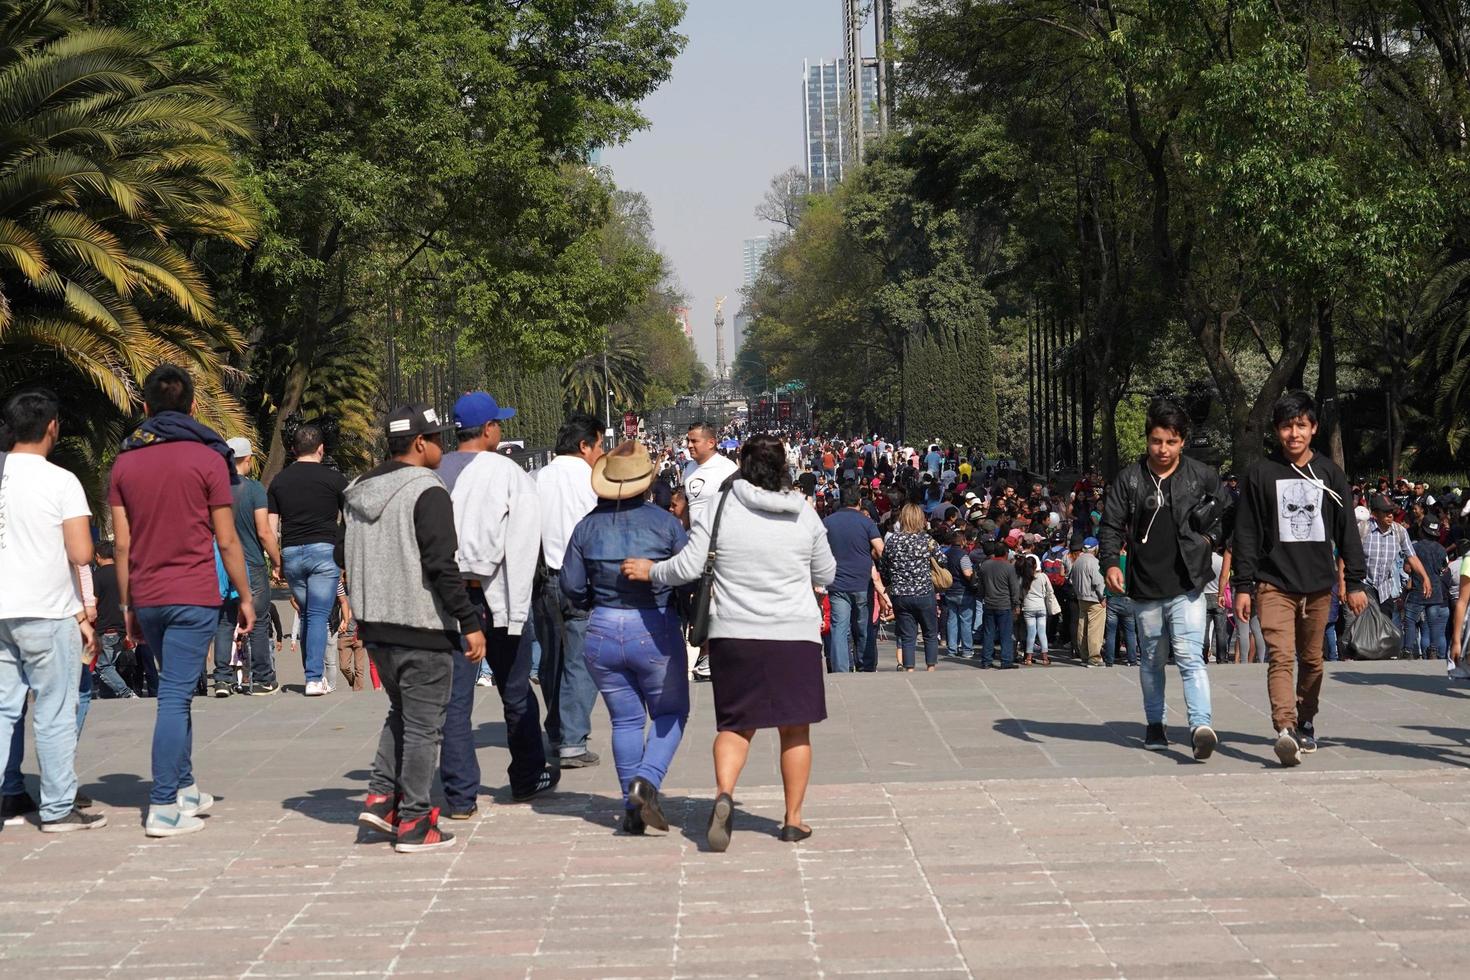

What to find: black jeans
left=365, top=643, right=453, bottom=822
left=1204, top=603, right=1230, bottom=664
left=440, top=590, right=546, bottom=805
left=894, top=593, right=939, bottom=668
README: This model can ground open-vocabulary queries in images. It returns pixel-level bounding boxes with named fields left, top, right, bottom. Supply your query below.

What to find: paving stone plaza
left=2, top=654, right=1468, bottom=978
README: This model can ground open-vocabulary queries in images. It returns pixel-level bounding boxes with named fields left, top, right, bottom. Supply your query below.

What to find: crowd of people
left=1, top=367, right=1465, bottom=849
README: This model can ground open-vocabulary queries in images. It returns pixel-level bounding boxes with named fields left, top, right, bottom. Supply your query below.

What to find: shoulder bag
left=1045, top=577, right=1062, bottom=616
left=685, top=488, right=731, bottom=647
left=929, top=541, right=954, bottom=591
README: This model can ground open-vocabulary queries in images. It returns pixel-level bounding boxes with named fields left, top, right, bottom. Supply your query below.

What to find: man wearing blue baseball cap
left=435, top=392, right=557, bottom=816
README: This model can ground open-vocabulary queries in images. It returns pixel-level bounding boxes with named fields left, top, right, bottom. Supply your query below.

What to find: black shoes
left=1, top=791, right=38, bottom=825
left=621, top=808, right=646, bottom=835
left=245, top=681, right=279, bottom=696
left=627, top=776, right=669, bottom=834
left=40, top=809, right=107, bottom=833
left=1297, top=721, right=1318, bottom=753
left=446, top=802, right=478, bottom=821
left=512, top=766, right=561, bottom=803
left=1191, top=725, right=1218, bottom=761
left=358, top=793, right=398, bottom=835
left=1144, top=723, right=1169, bottom=751
left=212, top=682, right=232, bottom=698
left=706, top=793, right=734, bottom=852
left=779, top=824, right=812, bottom=842
left=394, top=808, right=455, bottom=854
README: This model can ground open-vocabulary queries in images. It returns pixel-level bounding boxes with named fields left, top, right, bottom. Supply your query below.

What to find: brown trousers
left=1256, top=584, right=1331, bottom=731
left=337, top=630, right=370, bottom=692
left=1074, top=600, right=1106, bottom=664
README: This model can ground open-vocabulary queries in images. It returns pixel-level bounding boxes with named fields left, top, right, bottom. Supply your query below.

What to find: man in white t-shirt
left=682, top=423, right=738, bottom=531
left=681, top=423, right=739, bottom=680
left=0, top=389, right=103, bottom=832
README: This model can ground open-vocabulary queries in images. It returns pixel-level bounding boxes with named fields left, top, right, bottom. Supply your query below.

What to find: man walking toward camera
left=1232, top=391, right=1369, bottom=767
left=346, top=405, right=485, bottom=853
left=1099, top=399, right=1225, bottom=759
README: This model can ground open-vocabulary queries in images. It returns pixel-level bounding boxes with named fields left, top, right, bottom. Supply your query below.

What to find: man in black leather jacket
left=1098, top=399, right=1230, bottom=761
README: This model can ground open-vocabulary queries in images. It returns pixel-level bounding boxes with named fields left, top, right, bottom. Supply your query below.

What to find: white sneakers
left=304, top=680, right=327, bottom=696
left=145, top=784, right=214, bottom=838
left=1448, top=658, right=1470, bottom=681
left=1274, top=728, right=1302, bottom=767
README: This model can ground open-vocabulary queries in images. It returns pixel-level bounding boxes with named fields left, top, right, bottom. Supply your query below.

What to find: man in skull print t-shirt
left=1231, top=390, right=1368, bottom=768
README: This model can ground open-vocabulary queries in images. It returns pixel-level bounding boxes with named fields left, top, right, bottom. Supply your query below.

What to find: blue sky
left=603, top=0, right=844, bottom=368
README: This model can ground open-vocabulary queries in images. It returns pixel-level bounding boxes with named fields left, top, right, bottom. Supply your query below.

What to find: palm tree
left=0, top=0, right=258, bottom=443
left=561, top=335, right=648, bottom=420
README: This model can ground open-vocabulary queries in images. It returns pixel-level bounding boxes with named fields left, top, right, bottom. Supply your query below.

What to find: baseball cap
left=1423, top=519, right=1442, bottom=536
left=453, top=391, right=517, bottom=430
left=385, top=403, right=452, bottom=439
left=226, top=436, right=252, bottom=459
left=1083, top=536, right=1099, bottom=550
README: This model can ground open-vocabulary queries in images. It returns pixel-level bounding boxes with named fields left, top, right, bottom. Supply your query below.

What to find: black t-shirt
left=1128, top=473, right=1191, bottom=600
left=93, top=562, right=125, bottom=633
left=797, top=471, right=817, bottom=497
left=268, top=461, right=347, bottom=548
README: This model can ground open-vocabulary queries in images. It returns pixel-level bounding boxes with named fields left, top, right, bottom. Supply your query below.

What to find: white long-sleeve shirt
left=450, top=452, right=541, bottom=636
left=536, top=454, right=598, bottom=572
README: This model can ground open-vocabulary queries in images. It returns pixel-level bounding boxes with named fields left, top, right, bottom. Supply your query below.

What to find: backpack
left=1042, top=549, right=1067, bottom=589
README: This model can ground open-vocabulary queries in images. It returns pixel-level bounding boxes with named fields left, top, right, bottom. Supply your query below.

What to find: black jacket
left=1098, top=455, right=1229, bottom=594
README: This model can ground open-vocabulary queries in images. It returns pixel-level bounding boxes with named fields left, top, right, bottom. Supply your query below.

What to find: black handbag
left=685, top=488, right=732, bottom=647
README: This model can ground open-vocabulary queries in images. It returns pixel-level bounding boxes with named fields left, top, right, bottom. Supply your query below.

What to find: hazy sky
left=603, top=0, right=846, bottom=369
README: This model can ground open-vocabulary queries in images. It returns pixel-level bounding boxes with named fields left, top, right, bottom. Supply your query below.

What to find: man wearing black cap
left=345, top=404, right=485, bottom=853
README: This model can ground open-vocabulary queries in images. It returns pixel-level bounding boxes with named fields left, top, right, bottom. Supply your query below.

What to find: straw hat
left=590, top=441, right=655, bottom=501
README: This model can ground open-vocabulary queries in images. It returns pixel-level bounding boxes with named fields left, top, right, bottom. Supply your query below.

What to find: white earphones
left=1140, top=470, right=1165, bottom=544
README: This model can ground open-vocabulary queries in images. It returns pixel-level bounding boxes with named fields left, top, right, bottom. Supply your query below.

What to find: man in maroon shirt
left=110, top=365, right=254, bottom=837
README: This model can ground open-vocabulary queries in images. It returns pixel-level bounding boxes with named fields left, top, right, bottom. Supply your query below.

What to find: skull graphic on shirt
left=1276, top=479, right=1325, bottom=542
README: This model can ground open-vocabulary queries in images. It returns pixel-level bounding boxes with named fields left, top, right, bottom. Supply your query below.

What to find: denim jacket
left=560, top=499, right=689, bottom=611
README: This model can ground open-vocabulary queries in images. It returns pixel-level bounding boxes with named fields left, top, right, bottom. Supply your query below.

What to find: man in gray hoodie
left=345, top=404, right=485, bottom=854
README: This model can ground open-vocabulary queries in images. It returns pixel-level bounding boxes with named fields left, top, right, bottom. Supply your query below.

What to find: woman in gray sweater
left=623, top=434, right=836, bottom=852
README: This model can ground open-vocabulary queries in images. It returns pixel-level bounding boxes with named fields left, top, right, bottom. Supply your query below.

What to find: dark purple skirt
left=708, top=638, right=827, bottom=732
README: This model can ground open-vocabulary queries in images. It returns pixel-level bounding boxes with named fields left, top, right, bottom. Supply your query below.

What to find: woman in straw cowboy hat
left=559, top=441, right=691, bottom=835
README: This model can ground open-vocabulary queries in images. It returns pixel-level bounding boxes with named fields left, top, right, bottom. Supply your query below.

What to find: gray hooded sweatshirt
left=344, top=462, right=479, bottom=652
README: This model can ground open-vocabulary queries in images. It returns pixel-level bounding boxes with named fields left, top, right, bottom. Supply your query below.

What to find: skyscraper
left=803, top=58, right=878, bottom=193
left=742, top=237, right=770, bottom=289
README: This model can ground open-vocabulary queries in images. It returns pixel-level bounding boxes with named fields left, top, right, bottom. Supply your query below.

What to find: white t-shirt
left=0, top=452, right=90, bottom=619
left=684, top=452, right=739, bottom=531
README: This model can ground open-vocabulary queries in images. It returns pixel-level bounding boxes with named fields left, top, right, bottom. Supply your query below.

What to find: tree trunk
left=1316, top=301, right=1346, bottom=469
left=264, top=359, right=310, bottom=482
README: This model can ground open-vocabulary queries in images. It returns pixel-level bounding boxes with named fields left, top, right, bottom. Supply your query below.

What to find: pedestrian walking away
left=535, top=413, right=606, bottom=769
left=109, top=365, right=254, bottom=836
left=1099, top=398, right=1226, bottom=759
left=268, top=423, right=347, bottom=696
left=345, top=404, right=486, bottom=854
left=1230, top=390, right=1369, bottom=767
left=562, top=440, right=690, bottom=836
left=624, top=434, right=836, bottom=852
left=438, top=392, right=553, bottom=819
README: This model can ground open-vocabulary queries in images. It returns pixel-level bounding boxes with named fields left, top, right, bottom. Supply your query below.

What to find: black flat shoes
left=707, top=793, right=733, bottom=852
left=628, top=776, right=669, bottom=834
left=779, top=824, right=812, bottom=843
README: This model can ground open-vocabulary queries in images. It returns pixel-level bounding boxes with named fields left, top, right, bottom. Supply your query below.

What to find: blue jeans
left=1022, top=610, right=1048, bottom=656
left=894, top=594, right=938, bottom=668
left=214, top=563, right=274, bottom=686
left=135, top=605, right=218, bottom=805
left=0, top=617, right=82, bottom=820
left=827, top=590, right=869, bottom=672
left=943, top=593, right=975, bottom=656
left=536, top=576, right=597, bottom=753
left=583, top=606, right=689, bottom=807
left=1134, top=591, right=1212, bottom=728
left=979, top=607, right=1015, bottom=666
left=1104, top=596, right=1138, bottom=666
left=95, top=632, right=132, bottom=697
left=1404, top=603, right=1449, bottom=659
left=282, top=542, right=338, bottom=684
left=1323, top=620, right=1339, bottom=661
left=440, top=587, right=546, bottom=805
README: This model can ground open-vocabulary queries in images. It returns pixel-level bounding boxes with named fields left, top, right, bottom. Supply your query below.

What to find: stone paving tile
left=1, top=659, right=1468, bottom=976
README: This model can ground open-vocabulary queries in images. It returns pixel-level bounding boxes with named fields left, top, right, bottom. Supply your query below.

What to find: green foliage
left=903, top=313, right=997, bottom=452
left=0, top=0, right=259, bottom=448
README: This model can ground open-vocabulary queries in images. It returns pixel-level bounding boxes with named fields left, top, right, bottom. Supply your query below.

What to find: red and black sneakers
left=394, top=807, right=456, bottom=854
left=357, top=793, right=399, bottom=835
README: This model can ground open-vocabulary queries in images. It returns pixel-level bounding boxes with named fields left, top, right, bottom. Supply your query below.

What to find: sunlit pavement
left=3, top=654, right=1469, bottom=978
